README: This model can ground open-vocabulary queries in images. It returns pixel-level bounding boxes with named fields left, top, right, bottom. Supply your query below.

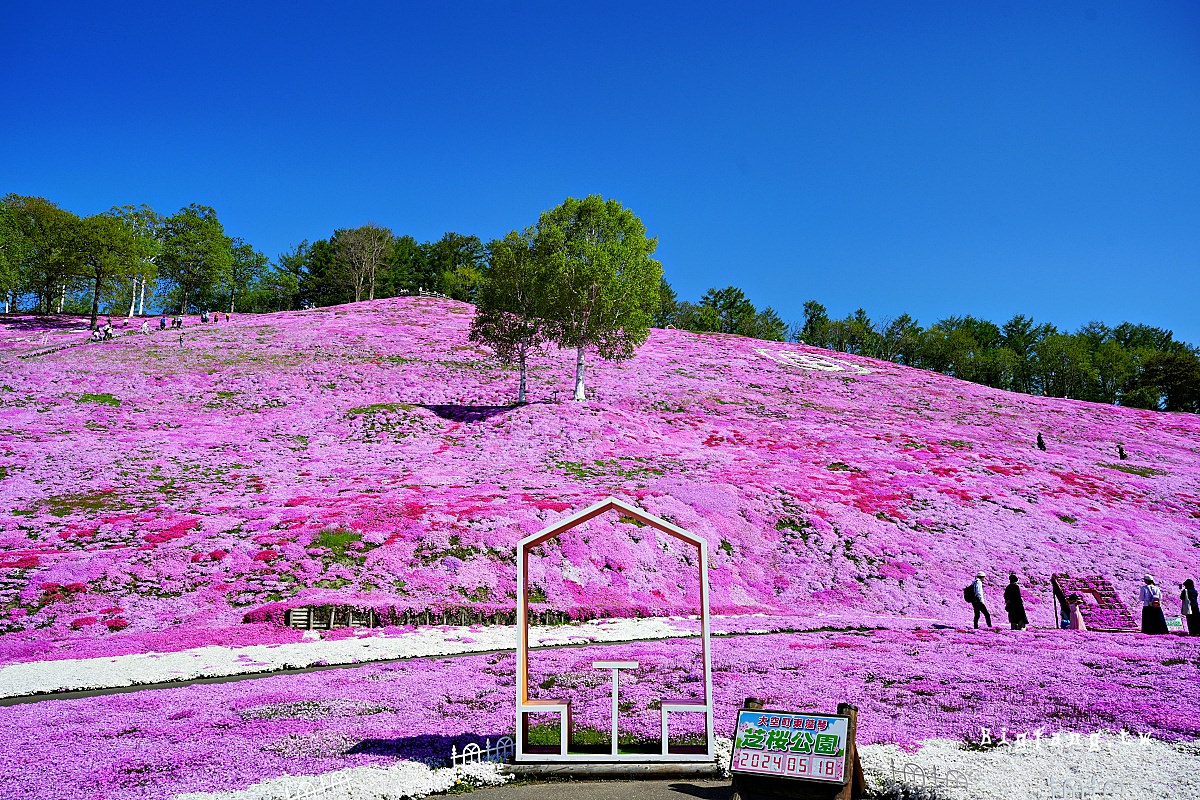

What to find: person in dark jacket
left=1180, top=579, right=1199, bottom=636
left=1004, top=574, right=1029, bottom=630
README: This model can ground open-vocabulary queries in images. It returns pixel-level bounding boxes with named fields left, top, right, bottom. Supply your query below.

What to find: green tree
left=1034, top=334, right=1096, bottom=399
left=534, top=195, right=663, bottom=401
left=1002, top=315, right=1052, bottom=394
left=748, top=306, right=788, bottom=341
left=653, top=277, right=678, bottom=328
left=879, top=314, right=923, bottom=364
left=470, top=230, right=550, bottom=403
left=300, top=239, right=347, bottom=308
left=380, top=234, right=425, bottom=296
left=3, top=194, right=80, bottom=313
left=159, top=205, right=232, bottom=313
left=1137, top=350, right=1200, bottom=412
left=268, top=241, right=311, bottom=311
left=427, top=232, right=485, bottom=302
left=699, top=286, right=757, bottom=335
left=223, top=237, right=269, bottom=313
left=72, top=214, right=139, bottom=329
left=0, top=199, right=31, bottom=312
left=796, top=300, right=830, bottom=347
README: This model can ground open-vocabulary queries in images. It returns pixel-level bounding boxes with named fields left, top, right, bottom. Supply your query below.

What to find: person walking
left=1180, top=579, right=1199, bottom=636
left=1139, top=575, right=1168, bottom=634
left=971, top=571, right=992, bottom=629
left=1004, top=574, right=1029, bottom=630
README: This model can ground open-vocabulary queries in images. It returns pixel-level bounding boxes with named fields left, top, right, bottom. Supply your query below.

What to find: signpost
left=730, top=702, right=865, bottom=800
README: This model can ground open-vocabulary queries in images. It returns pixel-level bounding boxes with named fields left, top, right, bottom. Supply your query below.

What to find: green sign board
left=730, top=709, right=849, bottom=784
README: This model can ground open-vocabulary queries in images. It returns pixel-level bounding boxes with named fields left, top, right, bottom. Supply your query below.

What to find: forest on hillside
left=2, top=193, right=1197, bottom=412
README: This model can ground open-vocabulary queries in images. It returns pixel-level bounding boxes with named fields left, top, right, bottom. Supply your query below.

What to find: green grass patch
left=1058, top=515, right=1077, bottom=524
left=76, top=393, right=120, bottom=407
left=314, top=527, right=378, bottom=565
left=40, top=490, right=128, bottom=517
left=347, top=402, right=414, bottom=416
left=557, top=458, right=664, bottom=481
left=1099, top=463, right=1167, bottom=478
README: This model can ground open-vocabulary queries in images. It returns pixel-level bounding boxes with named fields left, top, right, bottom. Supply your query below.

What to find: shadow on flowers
left=419, top=404, right=524, bottom=423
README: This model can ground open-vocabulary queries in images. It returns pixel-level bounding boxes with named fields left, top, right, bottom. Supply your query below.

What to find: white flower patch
left=172, top=760, right=510, bottom=800
left=859, top=735, right=1200, bottom=800
left=0, top=616, right=701, bottom=697
left=755, top=348, right=871, bottom=375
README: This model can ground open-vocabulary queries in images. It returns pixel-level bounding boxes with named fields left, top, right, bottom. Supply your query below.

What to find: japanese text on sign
left=731, top=710, right=848, bottom=784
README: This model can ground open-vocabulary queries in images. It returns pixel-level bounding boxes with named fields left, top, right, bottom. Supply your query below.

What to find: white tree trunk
left=127, top=276, right=138, bottom=317
left=58, top=285, right=66, bottom=313
left=518, top=354, right=527, bottom=404
left=573, top=345, right=586, bottom=401
left=139, top=280, right=146, bottom=315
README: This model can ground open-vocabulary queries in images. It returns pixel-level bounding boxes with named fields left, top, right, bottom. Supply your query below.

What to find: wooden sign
left=731, top=709, right=849, bottom=783
left=730, top=702, right=865, bottom=800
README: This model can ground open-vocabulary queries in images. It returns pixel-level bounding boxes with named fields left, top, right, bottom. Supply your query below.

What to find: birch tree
left=534, top=195, right=662, bottom=401
left=469, top=229, right=549, bottom=404
left=109, top=204, right=162, bottom=316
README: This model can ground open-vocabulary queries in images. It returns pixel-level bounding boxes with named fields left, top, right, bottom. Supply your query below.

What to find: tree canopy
left=533, top=195, right=663, bottom=400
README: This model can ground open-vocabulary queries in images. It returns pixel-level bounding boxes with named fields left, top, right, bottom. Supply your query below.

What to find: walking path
left=0, top=612, right=946, bottom=704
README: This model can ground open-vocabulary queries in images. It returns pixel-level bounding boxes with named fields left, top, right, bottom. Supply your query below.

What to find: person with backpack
left=965, top=571, right=992, bottom=629
left=1139, top=575, right=1168, bottom=634
left=1004, top=574, right=1029, bottom=630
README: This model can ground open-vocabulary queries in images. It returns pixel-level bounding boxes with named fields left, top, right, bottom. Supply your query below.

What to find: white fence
left=450, top=736, right=515, bottom=767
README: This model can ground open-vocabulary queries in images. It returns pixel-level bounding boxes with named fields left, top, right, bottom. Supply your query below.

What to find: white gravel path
left=0, top=617, right=697, bottom=698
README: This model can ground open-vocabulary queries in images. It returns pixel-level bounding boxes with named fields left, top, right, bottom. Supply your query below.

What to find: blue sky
left=4, top=1, right=1198, bottom=343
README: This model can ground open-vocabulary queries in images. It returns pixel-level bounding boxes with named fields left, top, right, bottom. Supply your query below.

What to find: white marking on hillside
left=756, top=348, right=872, bottom=374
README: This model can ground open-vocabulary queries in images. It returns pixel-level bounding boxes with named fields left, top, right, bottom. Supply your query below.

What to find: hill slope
left=1, top=298, right=1198, bottom=655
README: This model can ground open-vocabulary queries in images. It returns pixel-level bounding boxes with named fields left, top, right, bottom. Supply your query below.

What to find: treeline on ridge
left=2, top=193, right=1196, bottom=412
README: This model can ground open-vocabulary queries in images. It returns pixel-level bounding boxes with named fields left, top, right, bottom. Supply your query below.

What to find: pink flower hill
left=1, top=297, right=1198, bottom=658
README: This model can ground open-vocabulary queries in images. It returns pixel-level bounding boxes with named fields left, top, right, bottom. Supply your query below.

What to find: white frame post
left=514, top=497, right=714, bottom=763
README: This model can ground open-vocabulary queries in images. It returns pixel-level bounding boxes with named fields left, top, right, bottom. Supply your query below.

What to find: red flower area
left=253, top=550, right=279, bottom=562
left=103, top=618, right=129, bottom=631
left=70, top=616, right=98, bottom=629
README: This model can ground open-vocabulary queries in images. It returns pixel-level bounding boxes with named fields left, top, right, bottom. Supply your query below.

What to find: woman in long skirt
left=1140, top=575, right=1168, bottom=634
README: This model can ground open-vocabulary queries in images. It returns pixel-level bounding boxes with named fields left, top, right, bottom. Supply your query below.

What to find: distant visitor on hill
left=1139, top=575, right=1168, bottom=634
left=970, top=571, right=992, bottom=629
left=1066, top=593, right=1087, bottom=630
left=1180, top=579, right=1199, bottom=636
left=1004, top=574, right=1028, bottom=630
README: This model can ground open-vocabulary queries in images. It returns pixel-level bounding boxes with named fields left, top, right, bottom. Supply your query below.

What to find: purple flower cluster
left=0, top=298, right=1198, bottom=659
left=1, top=626, right=1196, bottom=799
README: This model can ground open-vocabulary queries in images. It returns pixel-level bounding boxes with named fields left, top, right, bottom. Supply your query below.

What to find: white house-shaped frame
left=515, top=497, right=714, bottom=762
